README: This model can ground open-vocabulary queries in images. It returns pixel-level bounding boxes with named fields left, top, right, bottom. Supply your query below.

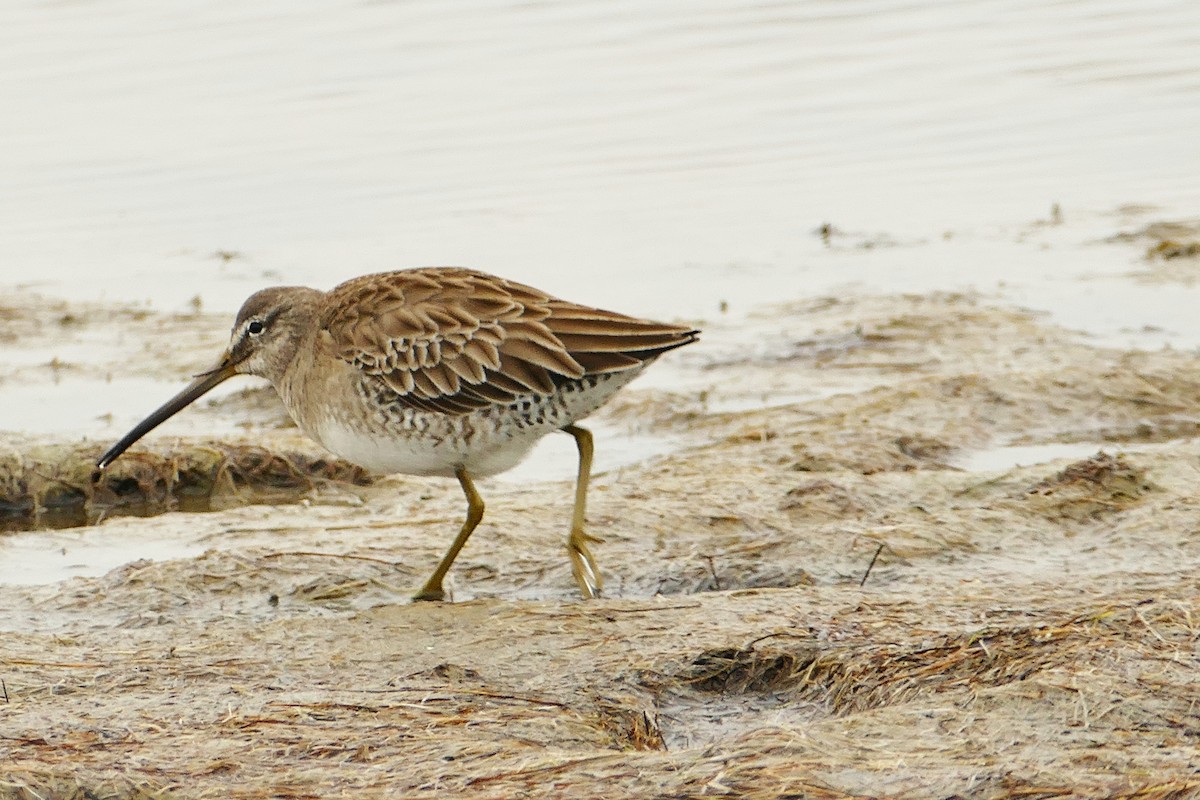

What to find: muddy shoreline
left=2, top=285, right=1200, bottom=798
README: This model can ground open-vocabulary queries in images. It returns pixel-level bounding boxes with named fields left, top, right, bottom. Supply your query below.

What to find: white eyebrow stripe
left=231, top=319, right=257, bottom=347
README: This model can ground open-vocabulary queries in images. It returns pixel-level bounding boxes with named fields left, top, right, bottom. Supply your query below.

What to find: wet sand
left=4, top=267, right=1200, bottom=797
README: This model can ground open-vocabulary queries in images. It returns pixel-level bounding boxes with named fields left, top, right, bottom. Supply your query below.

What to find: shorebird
left=97, top=267, right=698, bottom=600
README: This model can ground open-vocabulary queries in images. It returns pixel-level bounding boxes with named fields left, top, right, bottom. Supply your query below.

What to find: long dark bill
left=96, top=355, right=241, bottom=469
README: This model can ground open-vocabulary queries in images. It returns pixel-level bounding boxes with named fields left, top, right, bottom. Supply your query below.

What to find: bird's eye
left=247, top=320, right=265, bottom=336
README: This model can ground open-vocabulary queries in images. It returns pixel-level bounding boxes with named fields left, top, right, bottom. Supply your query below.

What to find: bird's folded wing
left=322, top=267, right=697, bottom=414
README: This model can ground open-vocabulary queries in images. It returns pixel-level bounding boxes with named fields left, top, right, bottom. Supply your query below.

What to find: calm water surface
left=1, top=0, right=1198, bottom=312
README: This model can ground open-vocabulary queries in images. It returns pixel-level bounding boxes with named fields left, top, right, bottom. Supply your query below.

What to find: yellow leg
left=563, top=424, right=603, bottom=599
left=414, top=466, right=484, bottom=602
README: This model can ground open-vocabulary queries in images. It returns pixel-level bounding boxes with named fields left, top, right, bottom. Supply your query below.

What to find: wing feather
left=501, top=336, right=584, bottom=378
left=444, top=352, right=488, bottom=384
left=462, top=338, right=502, bottom=371
left=321, top=267, right=698, bottom=415
left=498, top=355, right=556, bottom=395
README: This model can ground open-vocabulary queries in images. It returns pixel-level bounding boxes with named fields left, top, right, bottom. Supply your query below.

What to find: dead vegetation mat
left=3, top=292, right=1200, bottom=798
left=0, top=440, right=372, bottom=531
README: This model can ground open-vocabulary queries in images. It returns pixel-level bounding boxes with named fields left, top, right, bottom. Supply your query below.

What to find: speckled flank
left=313, top=368, right=644, bottom=477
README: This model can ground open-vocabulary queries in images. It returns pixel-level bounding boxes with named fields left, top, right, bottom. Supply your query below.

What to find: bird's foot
left=568, top=528, right=604, bottom=599
left=412, top=583, right=448, bottom=602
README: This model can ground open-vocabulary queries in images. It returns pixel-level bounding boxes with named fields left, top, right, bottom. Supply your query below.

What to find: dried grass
left=4, top=294, right=1200, bottom=798
left=1021, top=451, right=1154, bottom=521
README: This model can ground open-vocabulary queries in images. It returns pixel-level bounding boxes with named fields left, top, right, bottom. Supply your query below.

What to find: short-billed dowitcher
left=97, top=267, right=698, bottom=600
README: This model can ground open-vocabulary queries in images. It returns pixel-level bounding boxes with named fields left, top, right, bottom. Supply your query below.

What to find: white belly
left=289, top=364, right=648, bottom=479
left=314, top=415, right=542, bottom=478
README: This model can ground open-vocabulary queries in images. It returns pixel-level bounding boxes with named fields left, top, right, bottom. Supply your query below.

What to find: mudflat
left=3, top=279, right=1199, bottom=798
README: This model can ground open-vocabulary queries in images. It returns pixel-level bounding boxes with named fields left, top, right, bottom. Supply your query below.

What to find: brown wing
left=321, top=267, right=698, bottom=414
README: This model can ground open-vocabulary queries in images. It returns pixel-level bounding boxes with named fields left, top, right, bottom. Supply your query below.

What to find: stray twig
left=0, top=659, right=92, bottom=668
left=467, top=754, right=621, bottom=786
left=262, top=550, right=403, bottom=567
left=703, top=554, right=721, bottom=590
left=859, top=543, right=886, bottom=587
left=335, top=687, right=570, bottom=708
left=745, top=631, right=811, bottom=650
left=2, top=679, right=8, bottom=703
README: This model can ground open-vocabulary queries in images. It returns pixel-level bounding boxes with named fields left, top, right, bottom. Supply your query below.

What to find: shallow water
left=952, top=441, right=1111, bottom=474
left=1, top=0, right=1197, bottom=316
left=0, top=521, right=210, bottom=587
